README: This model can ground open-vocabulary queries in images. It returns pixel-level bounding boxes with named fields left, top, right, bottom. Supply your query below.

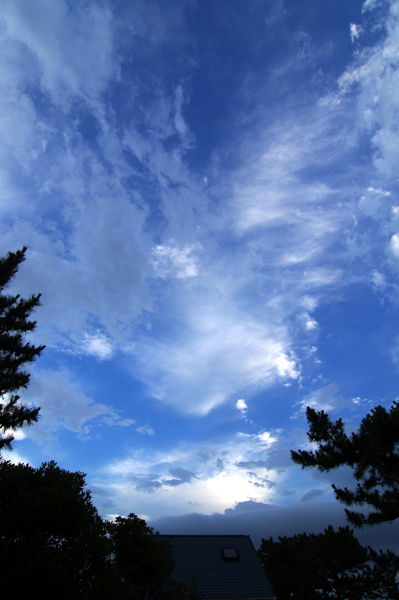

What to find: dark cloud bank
left=152, top=501, right=399, bottom=553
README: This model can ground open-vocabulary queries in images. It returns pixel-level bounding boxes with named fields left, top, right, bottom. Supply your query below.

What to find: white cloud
left=24, top=369, right=135, bottom=438
left=68, top=194, right=153, bottom=336
left=305, top=318, right=318, bottom=331
left=362, top=0, right=383, bottom=13
left=1, top=449, right=30, bottom=465
left=1, top=0, right=116, bottom=107
left=339, top=4, right=399, bottom=180
left=82, top=332, right=114, bottom=360
left=136, top=425, right=155, bottom=436
left=0, top=0, right=372, bottom=431
left=350, top=23, right=363, bottom=43
left=292, top=384, right=347, bottom=418
left=226, top=112, right=347, bottom=241
left=301, top=296, right=318, bottom=312
left=133, top=305, right=298, bottom=415
left=98, top=430, right=282, bottom=519
left=134, top=83, right=194, bottom=151
left=236, top=399, right=248, bottom=413
left=256, top=431, right=277, bottom=447
left=1, top=428, right=26, bottom=442
left=173, top=84, right=195, bottom=149
left=1, top=189, right=154, bottom=346
left=358, top=187, right=391, bottom=220
left=371, top=269, right=387, bottom=291
left=151, top=242, right=202, bottom=279
left=390, top=233, right=399, bottom=257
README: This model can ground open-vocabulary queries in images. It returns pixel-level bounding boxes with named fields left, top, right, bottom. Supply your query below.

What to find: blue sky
left=2, top=0, right=399, bottom=550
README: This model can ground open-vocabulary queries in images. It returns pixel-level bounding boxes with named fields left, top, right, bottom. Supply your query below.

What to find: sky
left=1, top=0, right=399, bottom=552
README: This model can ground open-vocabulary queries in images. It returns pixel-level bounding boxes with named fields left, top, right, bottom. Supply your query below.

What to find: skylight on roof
left=221, top=547, right=239, bottom=560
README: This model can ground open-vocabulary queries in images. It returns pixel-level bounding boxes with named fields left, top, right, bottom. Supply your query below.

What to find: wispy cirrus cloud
left=2, top=0, right=116, bottom=106
left=133, top=305, right=298, bottom=415
left=338, top=2, right=399, bottom=181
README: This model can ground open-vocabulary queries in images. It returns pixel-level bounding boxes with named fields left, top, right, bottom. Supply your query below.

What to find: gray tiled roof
left=161, top=535, right=276, bottom=600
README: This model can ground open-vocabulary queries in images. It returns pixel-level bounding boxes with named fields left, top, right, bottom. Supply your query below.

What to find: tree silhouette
left=0, top=246, right=44, bottom=451
left=291, top=402, right=399, bottom=527
left=0, top=459, right=200, bottom=599
left=259, top=526, right=399, bottom=600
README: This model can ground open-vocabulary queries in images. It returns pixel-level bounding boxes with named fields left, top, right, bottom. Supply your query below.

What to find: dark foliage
left=0, top=246, right=45, bottom=451
left=92, top=513, right=200, bottom=600
left=291, top=402, right=399, bottom=527
left=0, top=459, right=108, bottom=598
left=259, top=525, right=399, bottom=600
left=97, top=514, right=177, bottom=600
left=0, top=459, right=200, bottom=599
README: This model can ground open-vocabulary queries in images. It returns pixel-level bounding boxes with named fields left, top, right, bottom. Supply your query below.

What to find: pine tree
left=291, top=403, right=399, bottom=527
left=258, top=526, right=399, bottom=600
left=0, top=247, right=45, bottom=452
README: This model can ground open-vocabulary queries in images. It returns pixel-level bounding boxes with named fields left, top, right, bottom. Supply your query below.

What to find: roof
left=160, top=535, right=276, bottom=600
